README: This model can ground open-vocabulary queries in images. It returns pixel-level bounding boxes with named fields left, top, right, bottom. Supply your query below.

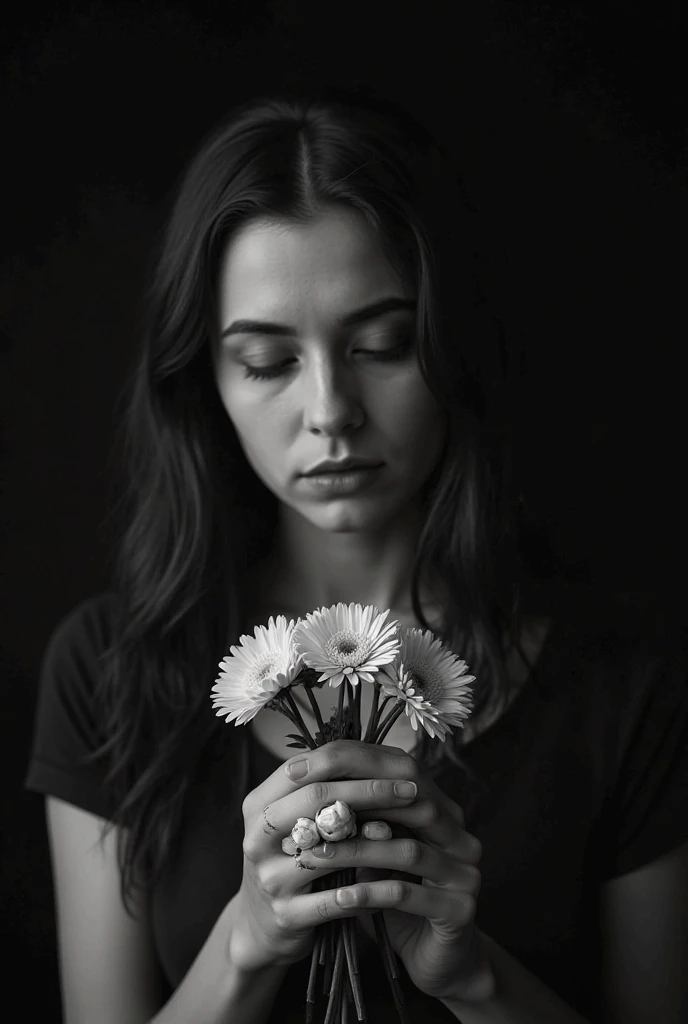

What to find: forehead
left=217, top=208, right=408, bottom=318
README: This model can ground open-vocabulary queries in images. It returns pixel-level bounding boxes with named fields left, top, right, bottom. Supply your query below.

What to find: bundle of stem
left=281, top=678, right=411, bottom=1022
left=305, top=864, right=411, bottom=1023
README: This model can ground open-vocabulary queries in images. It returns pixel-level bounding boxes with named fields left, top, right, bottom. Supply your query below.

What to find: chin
left=308, top=500, right=396, bottom=534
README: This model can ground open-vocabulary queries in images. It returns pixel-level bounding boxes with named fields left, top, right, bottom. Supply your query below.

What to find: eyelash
left=241, top=337, right=413, bottom=381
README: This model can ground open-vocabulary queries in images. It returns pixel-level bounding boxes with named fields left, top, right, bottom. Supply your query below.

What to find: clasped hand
left=237, top=738, right=495, bottom=1004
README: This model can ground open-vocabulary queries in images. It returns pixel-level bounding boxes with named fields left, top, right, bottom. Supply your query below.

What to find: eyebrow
left=221, top=296, right=417, bottom=339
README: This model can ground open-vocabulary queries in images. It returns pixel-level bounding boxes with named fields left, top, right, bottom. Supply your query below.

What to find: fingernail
left=312, top=843, right=335, bottom=858
left=362, top=821, right=392, bottom=841
left=286, top=759, right=309, bottom=780
left=394, top=781, right=417, bottom=798
left=336, top=888, right=358, bottom=906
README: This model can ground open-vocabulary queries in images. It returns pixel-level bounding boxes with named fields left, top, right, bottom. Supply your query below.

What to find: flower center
left=405, top=660, right=444, bottom=702
left=249, top=653, right=280, bottom=687
left=325, top=630, right=372, bottom=667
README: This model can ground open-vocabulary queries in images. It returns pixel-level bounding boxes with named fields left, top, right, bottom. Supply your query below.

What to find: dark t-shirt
left=24, top=583, right=688, bottom=1023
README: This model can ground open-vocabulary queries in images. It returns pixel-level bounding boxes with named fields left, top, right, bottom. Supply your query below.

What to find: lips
left=300, top=465, right=383, bottom=495
left=302, top=459, right=383, bottom=477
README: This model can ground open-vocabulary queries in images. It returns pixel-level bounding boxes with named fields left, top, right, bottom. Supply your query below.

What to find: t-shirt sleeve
left=24, top=594, right=117, bottom=820
left=599, top=616, right=688, bottom=880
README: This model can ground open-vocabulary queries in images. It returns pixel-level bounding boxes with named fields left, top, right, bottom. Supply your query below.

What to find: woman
left=25, top=86, right=688, bottom=1023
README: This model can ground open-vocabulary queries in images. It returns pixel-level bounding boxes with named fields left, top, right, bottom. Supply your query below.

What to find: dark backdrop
left=2, top=2, right=686, bottom=1017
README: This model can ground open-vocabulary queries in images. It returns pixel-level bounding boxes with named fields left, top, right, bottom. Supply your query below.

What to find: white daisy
left=211, top=615, right=303, bottom=726
left=379, top=627, right=475, bottom=740
left=294, top=603, right=400, bottom=689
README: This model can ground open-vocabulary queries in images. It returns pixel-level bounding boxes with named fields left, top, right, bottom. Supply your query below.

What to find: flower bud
left=361, top=820, right=392, bottom=841
left=315, top=799, right=357, bottom=842
left=281, top=836, right=300, bottom=856
left=291, top=817, right=320, bottom=850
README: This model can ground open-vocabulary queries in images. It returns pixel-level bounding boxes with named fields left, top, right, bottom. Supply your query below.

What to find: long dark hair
left=88, top=84, right=543, bottom=915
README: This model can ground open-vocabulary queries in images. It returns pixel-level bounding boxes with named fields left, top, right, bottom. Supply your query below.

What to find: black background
left=2, top=1, right=687, bottom=1016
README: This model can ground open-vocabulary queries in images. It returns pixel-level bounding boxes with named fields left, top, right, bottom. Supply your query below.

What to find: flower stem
left=282, top=692, right=317, bottom=749
left=306, top=927, right=322, bottom=1024
left=373, top=695, right=393, bottom=741
left=342, top=890, right=366, bottom=1021
left=344, top=679, right=360, bottom=741
left=323, top=926, right=346, bottom=1024
left=322, top=922, right=334, bottom=995
left=272, top=701, right=302, bottom=732
left=302, top=683, right=327, bottom=740
left=336, top=680, right=346, bottom=739
left=363, top=682, right=380, bottom=743
left=373, top=913, right=410, bottom=1022
left=344, top=680, right=353, bottom=740
left=373, top=703, right=405, bottom=745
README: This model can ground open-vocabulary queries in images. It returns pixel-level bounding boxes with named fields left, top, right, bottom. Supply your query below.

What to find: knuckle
left=371, top=778, right=389, bottom=799
left=467, top=834, right=483, bottom=864
left=391, top=881, right=408, bottom=902
left=241, top=793, right=255, bottom=821
left=319, top=744, right=341, bottom=773
left=384, top=746, right=419, bottom=777
left=399, top=838, right=422, bottom=866
left=242, top=832, right=258, bottom=863
left=307, top=780, right=330, bottom=807
left=272, top=897, right=291, bottom=933
left=464, top=864, right=482, bottom=895
left=328, top=739, right=349, bottom=752
left=400, top=753, right=420, bottom=780
left=417, top=799, right=441, bottom=826
left=256, top=864, right=279, bottom=899
left=351, top=841, right=366, bottom=863
left=316, top=893, right=337, bottom=921
left=459, top=892, right=476, bottom=923
left=382, top=744, right=406, bottom=756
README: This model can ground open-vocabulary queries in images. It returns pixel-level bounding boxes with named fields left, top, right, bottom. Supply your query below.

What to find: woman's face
left=212, top=206, right=446, bottom=534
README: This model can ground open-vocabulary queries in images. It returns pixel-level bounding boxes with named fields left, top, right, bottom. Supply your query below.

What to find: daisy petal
left=294, top=603, right=401, bottom=690
left=210, top=615, right=302, bottom=726
left=375, top=627, right=475, bottom=740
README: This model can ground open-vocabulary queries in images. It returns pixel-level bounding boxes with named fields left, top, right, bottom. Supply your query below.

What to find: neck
left=256, top=501, right=434, bottom=614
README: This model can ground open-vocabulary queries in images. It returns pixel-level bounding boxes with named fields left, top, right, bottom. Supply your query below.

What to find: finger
left=356, top=801, right=482, bottom=865
left=293, top=836, right=481, bottom=895
left=377, top=743, right=467, bottom=830
left=277, top=738, right=467, bottom=834
left=252, top=739, right=420, bottom=804
left=243, top=776, right=419, bottom=861
left=241, top=736, right=470, bottom=859
left=299, top=739, right=413, bottom=784
left=303, top=739, right=468, bottom=833
left=275, top=877, right=475, bottom=934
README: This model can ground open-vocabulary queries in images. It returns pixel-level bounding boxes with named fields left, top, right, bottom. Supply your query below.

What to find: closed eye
left=241, top=335, right=414, bottom=382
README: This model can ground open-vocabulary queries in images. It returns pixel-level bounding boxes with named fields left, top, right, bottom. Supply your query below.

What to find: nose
left=301, top=356, right=364, bottom=436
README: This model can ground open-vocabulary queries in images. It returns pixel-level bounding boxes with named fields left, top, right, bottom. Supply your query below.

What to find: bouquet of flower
left=211, top=603, right=475, bottom=1023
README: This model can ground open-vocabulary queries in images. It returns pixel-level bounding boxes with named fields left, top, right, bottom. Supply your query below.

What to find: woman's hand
left=231, top=739, right=495, bottom=1004
left=231, top=737, right=422, bottom=971
left=298, top=740, right=494, bottom=1004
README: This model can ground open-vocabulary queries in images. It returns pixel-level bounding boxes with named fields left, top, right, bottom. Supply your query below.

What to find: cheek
left=378, top=380, right=444, bottom=452
left=223, top=388, right=292, bottom=471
